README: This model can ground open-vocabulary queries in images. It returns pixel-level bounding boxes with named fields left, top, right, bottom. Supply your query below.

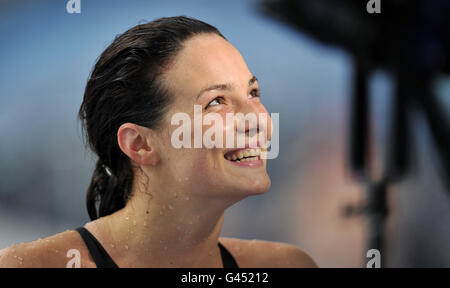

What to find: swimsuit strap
left=75, top=226, right=239, bottom=268
left=218, top=241, right=240, bottom=268
left=75, top=226, right=118, bottom=268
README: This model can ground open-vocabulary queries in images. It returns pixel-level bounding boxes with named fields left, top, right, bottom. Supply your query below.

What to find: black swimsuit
left=75, top=226, right=239, bottom=268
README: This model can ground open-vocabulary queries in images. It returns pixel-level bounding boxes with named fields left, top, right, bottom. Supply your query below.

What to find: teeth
left=225, top=148, right=261, bottom=161
left=241, top=156, right=258, bottom=162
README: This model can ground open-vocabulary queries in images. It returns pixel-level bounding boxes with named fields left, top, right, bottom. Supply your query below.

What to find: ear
left=117, top=123, right=160, bottom=166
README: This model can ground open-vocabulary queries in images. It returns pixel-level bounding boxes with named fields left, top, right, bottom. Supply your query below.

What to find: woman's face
left=154, top=33, right=271, bottom=199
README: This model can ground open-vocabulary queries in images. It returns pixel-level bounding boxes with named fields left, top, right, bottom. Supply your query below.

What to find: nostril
left=246, top=126, right=259, bottom=136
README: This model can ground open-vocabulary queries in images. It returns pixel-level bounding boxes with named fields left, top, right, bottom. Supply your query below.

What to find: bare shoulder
left=0, top=229, right=95, bottom=268
left=219, top=237, right=318, bottom=268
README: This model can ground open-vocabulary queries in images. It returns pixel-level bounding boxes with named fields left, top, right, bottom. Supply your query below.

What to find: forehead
left=162, top=33, right=252, bottom=97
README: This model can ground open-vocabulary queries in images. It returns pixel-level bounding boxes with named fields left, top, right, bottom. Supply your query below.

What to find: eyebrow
left=196, top=75, right=258, bottom=99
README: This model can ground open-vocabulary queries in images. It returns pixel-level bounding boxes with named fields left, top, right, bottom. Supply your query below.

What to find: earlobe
left=142, top=149, right=160, bottom=166
left=138, top=148, right=160, bottom=166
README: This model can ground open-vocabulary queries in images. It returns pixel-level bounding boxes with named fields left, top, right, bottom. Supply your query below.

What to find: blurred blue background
left=0, top=0, right=449, bottom=267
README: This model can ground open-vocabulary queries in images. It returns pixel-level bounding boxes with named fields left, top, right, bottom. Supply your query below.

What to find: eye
left=206, top=96, right=224, bottom=109
left=248, top=88, right=260, bottom=98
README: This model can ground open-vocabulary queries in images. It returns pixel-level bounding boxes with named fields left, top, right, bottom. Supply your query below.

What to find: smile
left=224, top=148, right=264, bottom=167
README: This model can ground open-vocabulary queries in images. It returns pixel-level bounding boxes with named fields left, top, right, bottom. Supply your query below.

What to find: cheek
left=162, top=149, right=204, bottom=185
left=221, top=114, right=234, bottom=145
left=257, top=106, right=272, bottom=142
left=184, top=150, right=220, bottom=181
left=200, top=111, right=232, bottom=148
left=266, top=113, right=272, bottom=141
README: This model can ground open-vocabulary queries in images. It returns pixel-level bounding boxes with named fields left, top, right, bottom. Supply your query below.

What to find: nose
left=234, top=98, right=272, bottom=144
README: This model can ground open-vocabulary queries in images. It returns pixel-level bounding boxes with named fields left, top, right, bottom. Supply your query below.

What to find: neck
left=87, top=175, right=239, bottom=267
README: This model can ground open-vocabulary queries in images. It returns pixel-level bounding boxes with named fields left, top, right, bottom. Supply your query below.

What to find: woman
left=0, top=16, right=317, bottom=268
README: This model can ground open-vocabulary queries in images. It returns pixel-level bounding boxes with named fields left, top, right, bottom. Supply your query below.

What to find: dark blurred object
left=259, top=0, right=450, bottom=266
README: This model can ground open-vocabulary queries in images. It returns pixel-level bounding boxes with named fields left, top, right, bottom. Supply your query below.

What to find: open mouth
left=224, top=148, right=262, bottom=162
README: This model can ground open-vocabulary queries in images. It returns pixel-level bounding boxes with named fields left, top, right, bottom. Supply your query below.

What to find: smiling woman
left=0, top=16, right=317, bottom=268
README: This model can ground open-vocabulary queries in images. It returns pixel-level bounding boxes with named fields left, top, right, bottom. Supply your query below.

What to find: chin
left=233, top=175, right=271, bottom=196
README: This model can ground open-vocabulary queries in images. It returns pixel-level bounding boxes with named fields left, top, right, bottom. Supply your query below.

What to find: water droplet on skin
left=185, top=196, right=190, bottom=201
left=143, top=222, right=147, bottom=227
left=125, top=216, right=129, bottom=220
left=133, top=220, right=136, bottom=226
left=159, top=211, right=164, bottom=215
left=124, top=245, right=129, bottom=250
left=111, top=244, right=115, bottom=248
left=18, top=256, right=23, bottom=261
left=184, top=177, right=189, bottom=181
left=13, top=255, right=17, bottom=258
left=168, top=205, right=173, bottom=210
left=164, top=246, right=168, bottom=251
left=19, top=262, right=23, bottom=265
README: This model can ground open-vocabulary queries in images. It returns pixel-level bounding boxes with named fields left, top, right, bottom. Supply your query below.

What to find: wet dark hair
left=79, top=16, right=225, bottom=220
